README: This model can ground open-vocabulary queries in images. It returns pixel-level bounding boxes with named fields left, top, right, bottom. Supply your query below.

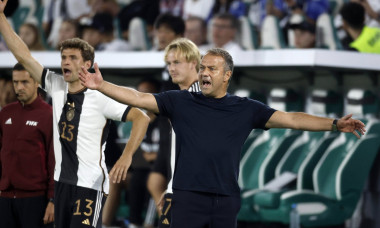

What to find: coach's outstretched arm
left=79, top=63, right=160, bottom=113
left=0, top=0, right=43, bottom=83
left=266, top=111, right=366, bottom=139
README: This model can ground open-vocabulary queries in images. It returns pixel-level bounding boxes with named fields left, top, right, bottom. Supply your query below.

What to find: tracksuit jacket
left=0, top=96, right=54, bottom=199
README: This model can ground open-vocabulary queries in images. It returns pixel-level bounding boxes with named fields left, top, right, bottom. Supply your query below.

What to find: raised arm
left=266, top=111, right=366, bottom=139
left=109, top=107, right=150, bottom=183
left=0, top=0, right=43, bottom=83
left=79, top=63, right=160, bottom=113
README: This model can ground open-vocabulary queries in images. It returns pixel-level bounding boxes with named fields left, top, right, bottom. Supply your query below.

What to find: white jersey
left=42, top=69, right=130, bottom=194
left=167, top=81, right=200, bottom=193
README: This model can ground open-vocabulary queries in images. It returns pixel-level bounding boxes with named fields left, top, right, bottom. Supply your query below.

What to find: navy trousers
left=0, top=195, right=53, bottom=228
left=170, top=189, right=241, bottom=228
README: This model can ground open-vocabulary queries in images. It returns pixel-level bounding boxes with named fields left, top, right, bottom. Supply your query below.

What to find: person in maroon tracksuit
left=0, top=63, right=55, bottom=228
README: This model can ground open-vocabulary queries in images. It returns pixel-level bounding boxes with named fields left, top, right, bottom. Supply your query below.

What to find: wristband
left=332, top=119, right=339, bottom=132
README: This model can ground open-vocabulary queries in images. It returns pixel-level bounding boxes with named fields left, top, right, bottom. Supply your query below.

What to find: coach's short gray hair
left=204, top=48, right=234, bottom=74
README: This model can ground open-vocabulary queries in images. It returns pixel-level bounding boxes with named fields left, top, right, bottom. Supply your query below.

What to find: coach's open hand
left=79, top=63, right=104, bottom=90
left=337, top=113, right=366, bottom=138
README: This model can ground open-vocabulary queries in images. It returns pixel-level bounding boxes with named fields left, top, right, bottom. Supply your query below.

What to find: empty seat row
left=237, top=88, right=380, bottom=227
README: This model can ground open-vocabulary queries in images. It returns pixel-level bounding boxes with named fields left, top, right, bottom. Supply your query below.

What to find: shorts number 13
left=73, top=199, right=94, bottom=216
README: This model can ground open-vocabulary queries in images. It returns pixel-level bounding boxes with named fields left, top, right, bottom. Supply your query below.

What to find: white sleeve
left=101, top=95, right=130, bottom=122
left=42, top=69, right=66, bottom=95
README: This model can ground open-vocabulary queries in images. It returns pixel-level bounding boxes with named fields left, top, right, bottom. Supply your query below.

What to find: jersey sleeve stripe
left=41, top=68, right=48, bottom=89
left=121, top=106, right=132, bottom=122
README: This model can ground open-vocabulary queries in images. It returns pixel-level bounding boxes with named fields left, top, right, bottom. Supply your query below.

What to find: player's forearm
left=122, top=113, right=150, bottom=158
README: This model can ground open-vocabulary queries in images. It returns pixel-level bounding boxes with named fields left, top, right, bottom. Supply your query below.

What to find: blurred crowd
left=0, top=0, right=378, bottom=55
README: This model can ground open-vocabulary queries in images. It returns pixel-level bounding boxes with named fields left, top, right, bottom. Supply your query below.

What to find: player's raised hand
left=0, top=0, right=9, bottom=14
left=79, top=62, right=104, bottom=90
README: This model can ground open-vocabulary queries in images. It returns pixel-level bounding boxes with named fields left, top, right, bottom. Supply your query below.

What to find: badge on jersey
left=66, top=102, right=75, bottom=121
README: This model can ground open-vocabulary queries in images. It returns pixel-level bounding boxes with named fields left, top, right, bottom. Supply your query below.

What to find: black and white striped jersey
left=42, top=69, right=130, bottom=194
left=188, top=82, right=201, bottom=93
left=166, top=81, right=200, bottom=193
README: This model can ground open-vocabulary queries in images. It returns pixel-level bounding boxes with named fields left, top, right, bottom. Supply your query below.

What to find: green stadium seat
left=239, top=16, right=259, bottom=50
left=234, top=89, right=267, bottom=158
left=257, top=121, right=380, bottom=227
left=328, top=0, right=344, bottom=16
left=238, top=128, right=302, bottom=222
left=240, top=129, right=263, bottom=159
left=239, top=89, right=342, bottom=223
left=306, top=89, right=343, bottom=118
left=234, top=89, right=267, bottom=104
left=255, top=89, right=380, bottom=227
left=128, top=17, right=152, bottom=51
left=268, top=88, right=305, bottom=112
left=287, top=14, right=304, bottom=48
left=345, top=89, right=379, bottom=120
left=316, top=13, right=343, bottom=50
left=11, top=7, right=30, bottom=33
left=260, top=15, right=286, bottom=49
left=253, top=130, right=339, bottom=205
left=237, top=88, right=304, bottom=222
